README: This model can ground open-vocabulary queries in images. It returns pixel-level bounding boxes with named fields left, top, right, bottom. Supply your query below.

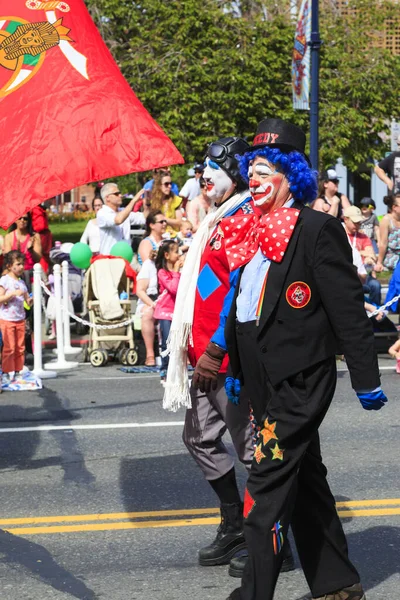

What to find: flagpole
left=310, top=0, right=321, bottom=170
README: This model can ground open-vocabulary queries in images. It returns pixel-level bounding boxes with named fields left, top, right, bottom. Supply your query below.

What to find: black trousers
left=235, top=320, right=360, bottom=600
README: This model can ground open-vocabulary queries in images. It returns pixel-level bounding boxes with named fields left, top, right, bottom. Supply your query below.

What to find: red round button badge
left=285, top=281, right=311, bottom=309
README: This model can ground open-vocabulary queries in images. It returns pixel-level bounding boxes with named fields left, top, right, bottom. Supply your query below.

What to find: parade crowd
left=0, top=119, right=395, bottom=600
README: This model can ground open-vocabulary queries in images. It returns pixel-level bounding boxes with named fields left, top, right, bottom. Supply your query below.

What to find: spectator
left=179, top=163, right=204, bottom=205
left=137, top=210, right=167, bottom=265
left=154, top=240, right=184, bottom=384
left=176, top=220, right=194, bottom=251
left=186, top=177, right=212, bottom=232
left=150, top=172, right=183, bottom=236
left=31, top=203, right=53, bottom=274
left=0, top=251, right=33, bottom=386
left=80, top=196, right=104, bottom=254
left=375, top=193, right=400, bottom=272
left=312, top=168, right=351, bottom=219
left=343, top=206, right=381, bottom=305
left=374, top=135, right=400, bottom=194
left=359, top=197, right=380, bottom=253
left=97, top=183, right=146, bottom=255
left=3, top=213, right=42, bottom=292
left=135, top=252, right=158, bottom=367
left=143, top=167, right=179, bottom=196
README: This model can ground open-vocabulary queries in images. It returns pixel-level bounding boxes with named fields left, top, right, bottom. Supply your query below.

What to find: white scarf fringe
left=163, top=190, right=250, bottom=412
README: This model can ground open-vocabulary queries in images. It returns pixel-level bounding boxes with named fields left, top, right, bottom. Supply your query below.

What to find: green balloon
left=110, top=241, right=134, bottom=263
left=70, top=242, right=93, bottom=270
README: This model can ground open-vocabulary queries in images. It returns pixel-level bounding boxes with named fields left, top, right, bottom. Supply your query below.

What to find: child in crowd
left=359, top=197, right=380, bottom=253
left=177, top=220, right=194, bottom=251
left=0, top=251, right=33, bottom=387
left=154, top=240, right=184, bottom=383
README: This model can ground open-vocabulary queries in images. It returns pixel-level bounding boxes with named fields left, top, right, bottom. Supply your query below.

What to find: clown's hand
left=192, top=343, right=226, bottom=393
left=225, top=377, right=241, bottom=405
left=356, top=387, right=388, bottom=411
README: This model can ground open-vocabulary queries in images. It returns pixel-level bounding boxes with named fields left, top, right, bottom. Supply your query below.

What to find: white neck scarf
left=163, top=189, right=250, bottom=412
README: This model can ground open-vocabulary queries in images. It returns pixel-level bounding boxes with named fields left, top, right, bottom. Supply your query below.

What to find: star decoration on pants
left=254, top=443, right=266, bottom=464
left=260, top=417, right=278, bottom=446
left=270, top=443, right=284, bottom=461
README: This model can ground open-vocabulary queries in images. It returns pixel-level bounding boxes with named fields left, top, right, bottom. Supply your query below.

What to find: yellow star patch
left=260, top=417, right=278, bottom=446
left=254, top=443, right=266, bottom=464
left=270, top=443, right=284, bottom=461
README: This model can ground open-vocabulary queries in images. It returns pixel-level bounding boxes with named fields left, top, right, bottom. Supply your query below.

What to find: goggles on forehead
left=207, top=142, right=229, bottom=165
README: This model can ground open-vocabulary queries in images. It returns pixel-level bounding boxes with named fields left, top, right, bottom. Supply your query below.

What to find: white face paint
left=203, top=157, right=234, bottom=203
left=248, top=158, right=283, bottom=208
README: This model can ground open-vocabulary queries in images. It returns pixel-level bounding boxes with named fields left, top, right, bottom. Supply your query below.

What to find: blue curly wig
left=237, top=147, right=318, bottom=204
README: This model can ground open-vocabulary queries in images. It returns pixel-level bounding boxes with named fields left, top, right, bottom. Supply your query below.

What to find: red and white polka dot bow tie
left=221, top=207, right=300, bottom=271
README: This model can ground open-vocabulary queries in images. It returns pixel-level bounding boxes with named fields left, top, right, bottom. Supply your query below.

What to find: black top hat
left=206, top=137, right=250, bottom=190
left=251, top=118, right=308, bottom=162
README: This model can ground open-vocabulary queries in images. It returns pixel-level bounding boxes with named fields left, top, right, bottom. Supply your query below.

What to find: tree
left=85, top=0, right=400, bottom=177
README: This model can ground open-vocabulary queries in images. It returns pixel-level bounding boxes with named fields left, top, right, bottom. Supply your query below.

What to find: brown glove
left=192, top=342, right=226, bottom=393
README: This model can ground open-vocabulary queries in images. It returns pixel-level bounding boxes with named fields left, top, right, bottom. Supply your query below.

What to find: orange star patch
left=270, top=443, right=284, bottom=461
left=254, top=443, right=266, bottom=464
left=260, top=417, right=278, bottom=446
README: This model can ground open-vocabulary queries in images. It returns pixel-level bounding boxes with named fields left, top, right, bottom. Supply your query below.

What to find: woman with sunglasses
left=149, top=171, right=183, bottom=237
left=138, top=210, right=167, bottom=265
left=312, top=168, right=351, bottom=219
left=4, top=214, right=42, bottom=291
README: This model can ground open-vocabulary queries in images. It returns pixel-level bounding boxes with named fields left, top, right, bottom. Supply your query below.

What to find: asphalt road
left=0, top=362, right=398, bottom=600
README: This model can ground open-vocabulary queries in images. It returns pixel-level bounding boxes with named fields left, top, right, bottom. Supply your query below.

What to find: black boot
left=199, top=502, right=246, bottom=566
left=228, top=537, right=295, bottom=577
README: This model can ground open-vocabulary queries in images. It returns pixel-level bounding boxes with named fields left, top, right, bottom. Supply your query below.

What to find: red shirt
left=189, top=200, right=254, bottom=372
left=346, top=230, right=373, bottom=259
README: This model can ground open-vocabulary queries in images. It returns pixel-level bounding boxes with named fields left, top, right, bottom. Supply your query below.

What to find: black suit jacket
left=225, top=202, right=380, bottom=391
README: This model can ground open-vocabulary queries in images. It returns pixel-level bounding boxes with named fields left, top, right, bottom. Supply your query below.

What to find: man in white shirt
left=97, top=183, right=147, bottom=255
left=179, top=163, right=204, bottom=203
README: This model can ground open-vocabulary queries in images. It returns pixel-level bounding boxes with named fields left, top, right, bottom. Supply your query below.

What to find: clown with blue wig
left=190, top=118, right=387, bottom=600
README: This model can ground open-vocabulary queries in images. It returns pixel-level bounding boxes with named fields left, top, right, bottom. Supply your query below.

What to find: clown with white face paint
left=217, top=119, right=387, bottom=600
left=163, top=136, right=290, bottom=578
left=203, top=157, right=237, bottom=205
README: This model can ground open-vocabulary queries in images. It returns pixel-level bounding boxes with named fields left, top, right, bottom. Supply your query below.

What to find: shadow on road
left=120, top=452, right=219, bottom=512
left=0, top=529, right=98, bottom=599
left=0, top=388, right=95, bottom=485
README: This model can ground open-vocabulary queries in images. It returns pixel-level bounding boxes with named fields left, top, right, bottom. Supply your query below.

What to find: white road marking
left=0, top=422, right=185, bottom=434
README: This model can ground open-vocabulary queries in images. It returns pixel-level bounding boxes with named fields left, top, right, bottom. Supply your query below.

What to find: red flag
left=0, top=0, right=184, bottom=229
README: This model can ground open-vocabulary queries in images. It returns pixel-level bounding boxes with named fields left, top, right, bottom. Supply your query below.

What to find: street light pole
left=310, top=0, right=321, bottom=170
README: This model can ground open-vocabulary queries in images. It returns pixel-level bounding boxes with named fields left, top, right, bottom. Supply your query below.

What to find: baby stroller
left=84, top=257, right=138, bottom=367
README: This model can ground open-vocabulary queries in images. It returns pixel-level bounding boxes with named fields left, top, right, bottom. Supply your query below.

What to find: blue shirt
left=236, top=249, right=269, bottom=322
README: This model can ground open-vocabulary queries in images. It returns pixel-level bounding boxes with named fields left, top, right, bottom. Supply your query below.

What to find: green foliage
left=85, top=0, right=400, bottom=176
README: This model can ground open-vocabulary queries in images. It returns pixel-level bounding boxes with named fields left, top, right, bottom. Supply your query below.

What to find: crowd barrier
left=32, top=261, right=138, bottom=376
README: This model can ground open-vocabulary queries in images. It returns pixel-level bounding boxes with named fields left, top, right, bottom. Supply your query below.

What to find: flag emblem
left=0, top=2, right=87, bottom=98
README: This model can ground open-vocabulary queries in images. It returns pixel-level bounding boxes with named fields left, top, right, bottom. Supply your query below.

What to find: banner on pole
left=0, top=0, right=184, bottom=229
left=292, top=0, right=311, bottom=110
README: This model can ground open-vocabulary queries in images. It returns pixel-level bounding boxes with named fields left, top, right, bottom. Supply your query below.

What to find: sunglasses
left=156, top=219, right=167, bottom=224
left=112, top=191, right=121, bottom=196
left=18, top=216, right=29, bottom=221
left=162, top=182, right=172, bottom=186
